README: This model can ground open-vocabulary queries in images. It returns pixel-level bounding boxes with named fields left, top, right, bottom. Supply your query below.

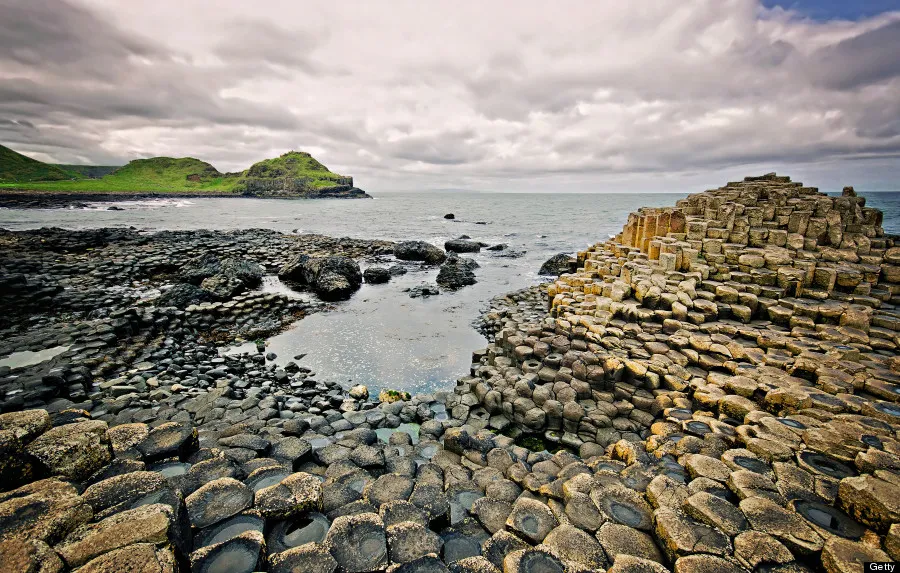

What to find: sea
left=2, top=191, right=899, bottom=395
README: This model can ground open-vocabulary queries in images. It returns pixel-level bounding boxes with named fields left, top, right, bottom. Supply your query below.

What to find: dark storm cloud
left=807, top=20, right=900, bottom=89
left=0, top=0, right=898, bottom=190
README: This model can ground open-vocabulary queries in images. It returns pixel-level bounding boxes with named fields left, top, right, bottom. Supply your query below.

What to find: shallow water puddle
left=0, top=345, right=69, bottom=369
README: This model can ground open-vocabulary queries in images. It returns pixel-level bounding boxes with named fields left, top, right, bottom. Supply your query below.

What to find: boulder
left=538, top=253, right=572, bottom=276
left=393, top=241, right=447, bottom=265
left=436, top=255, right=478, bottom=289
left=445, top=238, right=481, bottom=253
left=363, top=267, right=391, bottom=284
left=279, top=254, right=362, bottom=300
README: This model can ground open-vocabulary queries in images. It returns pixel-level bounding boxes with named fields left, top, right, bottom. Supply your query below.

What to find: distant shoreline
left=0, top=188, right=371, bottom=209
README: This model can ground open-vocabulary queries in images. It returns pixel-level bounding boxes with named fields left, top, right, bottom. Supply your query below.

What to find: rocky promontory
left=0, top=174, right=898, bottom=573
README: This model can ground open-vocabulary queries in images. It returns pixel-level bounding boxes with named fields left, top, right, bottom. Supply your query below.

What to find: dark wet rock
left=408, top=483, right=450, bottom=528
left=25, top=420, right=110, bottom=481
left=445, top=239, right=481, bottom=254
left=136, top=422, right=197, bottom=462
left=185, top=477, right=253, bottom=528
left=324, top=512, right=388, bottom=572
left=254, top=472, right=323, bottom=519
left=406, top=284, right=441, bottom=298
left=269, top=542, right=338, bottom=573
left=394, top=241, right=447, bottom=265
left=279, top=254, right=363, bottom=300
left=364, top=267, right=392, bottom=284
left=190, top=529, right=265, bottom=573
left=156, top=276, right=202, bottom=309
left=437, top=255, right=478, bottom=290
left=538, top=253, right=572, bottom=276
left=270, top=437, right=312, bottom=469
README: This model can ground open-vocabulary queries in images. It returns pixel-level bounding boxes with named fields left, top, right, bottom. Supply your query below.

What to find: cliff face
left=234, top=175, right=371, bottom=198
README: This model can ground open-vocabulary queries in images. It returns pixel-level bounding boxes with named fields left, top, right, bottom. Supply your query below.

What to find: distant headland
left=0, top=144, right=370, bottom=204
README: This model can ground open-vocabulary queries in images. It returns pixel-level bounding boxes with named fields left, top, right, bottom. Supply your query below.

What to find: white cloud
left=1, top=0, right=898, bottom=192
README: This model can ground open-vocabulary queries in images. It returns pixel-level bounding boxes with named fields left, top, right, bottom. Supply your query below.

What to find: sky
left=1, top=0, right=899, bottom=193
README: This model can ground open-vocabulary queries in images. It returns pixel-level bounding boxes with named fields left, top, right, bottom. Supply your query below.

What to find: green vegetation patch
left=0, top=147, right=352, bottom=194
left=0, top=144, right=78, bottom=182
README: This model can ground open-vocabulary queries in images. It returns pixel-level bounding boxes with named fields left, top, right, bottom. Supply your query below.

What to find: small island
left=0, top=145, right=370, bottom=207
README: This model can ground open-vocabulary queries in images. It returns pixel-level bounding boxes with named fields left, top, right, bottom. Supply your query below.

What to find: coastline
left=0, top=174, right=898, bottom=572
left=0, top=187, right=372, bottom=209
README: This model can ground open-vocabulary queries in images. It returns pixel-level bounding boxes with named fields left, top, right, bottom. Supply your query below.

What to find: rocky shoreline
left=0, top=188, right=371, bottom=210
left=1, top=174, right=899, bottom=573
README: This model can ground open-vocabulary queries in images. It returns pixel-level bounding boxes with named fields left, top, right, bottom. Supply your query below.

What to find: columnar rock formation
left=461, top=174, right=899, bottom=571
left=1, top=175, right=897, bottom=573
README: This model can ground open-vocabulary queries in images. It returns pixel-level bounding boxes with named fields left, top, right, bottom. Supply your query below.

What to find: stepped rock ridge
left=0, top=173, right=898, bottom=572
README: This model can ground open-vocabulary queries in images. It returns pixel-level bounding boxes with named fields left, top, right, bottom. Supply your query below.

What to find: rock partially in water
left=190, top=529, right=265, bottom=573
left=394, top=241, right=447, bottom=265
left=437, top=255, right=478, bottom=290
left=279, top=254, right=362, bottom=301
left=537, top=253, right=572, bottom=276
left=445, top=238, right=481, bottom=253
left=363, top=267, right=391, bottom=284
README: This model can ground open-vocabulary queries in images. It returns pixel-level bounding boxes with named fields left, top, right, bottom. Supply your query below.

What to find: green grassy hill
left=0, top=147, right=354, bottom=194
left=242, top=151, right=348, bottom=189
left=0, top=144, right=79, bottom=182
left=53, top=164, right=119, bottom=179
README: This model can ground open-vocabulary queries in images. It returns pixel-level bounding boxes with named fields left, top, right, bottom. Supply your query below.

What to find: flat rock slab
left=185, top=477, right=252, bottom=528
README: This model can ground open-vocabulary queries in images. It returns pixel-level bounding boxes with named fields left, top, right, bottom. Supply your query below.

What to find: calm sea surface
left=3, top=191, right=899, bottom=394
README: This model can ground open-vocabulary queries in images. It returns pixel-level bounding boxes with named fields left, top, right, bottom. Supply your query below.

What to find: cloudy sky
left=1, top=0, right=899, bottom=193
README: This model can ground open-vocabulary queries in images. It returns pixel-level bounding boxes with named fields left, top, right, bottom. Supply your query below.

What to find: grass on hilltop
left=0, top=148, right=350, bottom=194
left=0, top=144, right=79, bottom=182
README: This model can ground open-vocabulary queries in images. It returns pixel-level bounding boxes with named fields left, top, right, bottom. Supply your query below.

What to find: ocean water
left=2, top=190, right=899, bottom=394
